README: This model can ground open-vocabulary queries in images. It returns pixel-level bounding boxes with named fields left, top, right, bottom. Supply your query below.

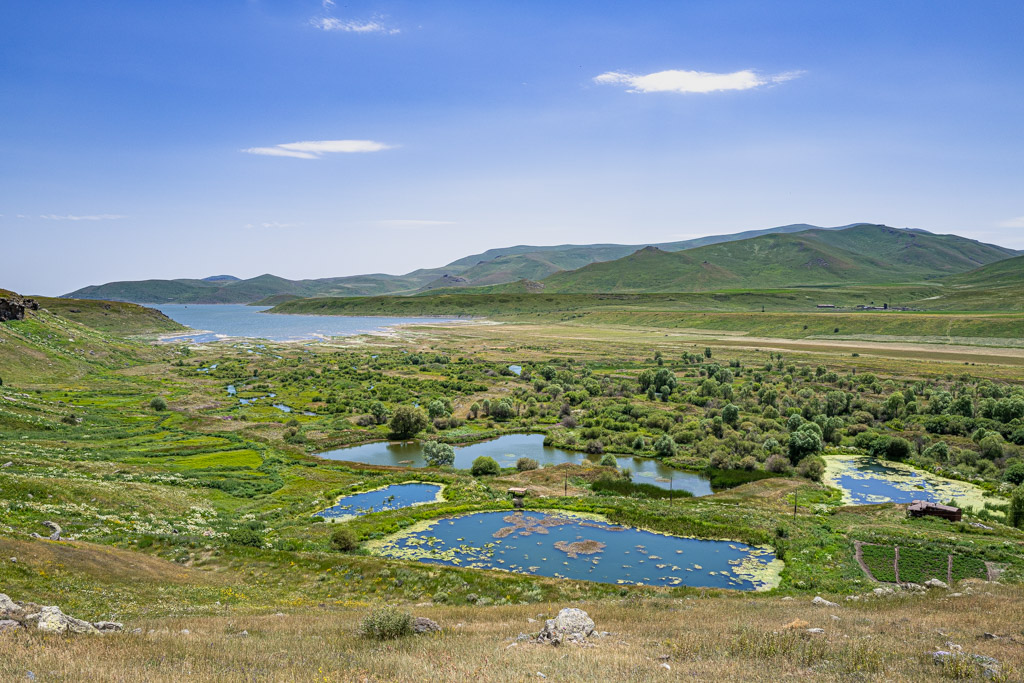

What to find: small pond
left=509, top=365, right=522, bottom=376
left=316, top=482, right=444, bottom=520
left=370, top=510, right=780, bottom=590
left=824, top=455, right=987, bottom=508
left=319, top=434, right=712, bottom=495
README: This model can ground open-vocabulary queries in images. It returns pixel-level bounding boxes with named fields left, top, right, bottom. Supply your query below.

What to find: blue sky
left=2, top=1, right=1022, bottom=295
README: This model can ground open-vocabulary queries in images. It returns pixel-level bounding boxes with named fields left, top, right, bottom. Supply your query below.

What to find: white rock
left=35, top=606, right=98, bottom=634
left=812, top=596, right=839, bottom=608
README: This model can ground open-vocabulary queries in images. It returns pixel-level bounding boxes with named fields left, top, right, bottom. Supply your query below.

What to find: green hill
left=63, top=223, right=864, bottom=303
left=536, top=225, right=1015, bottom=293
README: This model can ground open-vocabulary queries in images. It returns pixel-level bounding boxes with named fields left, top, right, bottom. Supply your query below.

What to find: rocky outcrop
left=0, top=294, right=39, bottom=322
left=536, top=608, right=595, bottom=645
left=0, top=593, right=118, bottom=635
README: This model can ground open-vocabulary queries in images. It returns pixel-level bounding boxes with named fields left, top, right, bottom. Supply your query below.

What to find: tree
left=825, top=391, right=848, bottom=417
left=469, top=402, right=480, bottom=419
left=599, top=453, right=618, bottom=467
left=490, top=399, right=515, bottom=420
left=369, top=401, right=390, bottom=425
left=331, top=526, right=358, bottom=552
left=470, top=455, right=500, bottom=476
left=979, top=434, right=1004, bottom=460
left=704, top=347, right=712, bottom=359
left=1009, top=485, right=1024, bottom=529
left=788, top=425, right=823, bottom=464
left=1003, top=462, right=1024, bottom=486
left=427, top=399, right=450, bottom=419
left=389, top=405, right=429, bottom=439
left=423, top=440, right=455, bottom=467
left=150, top=397, right=167, bottom=412
left=722, top=403, right=740, bottom=426
left=654, top=434, right=677, bottom=458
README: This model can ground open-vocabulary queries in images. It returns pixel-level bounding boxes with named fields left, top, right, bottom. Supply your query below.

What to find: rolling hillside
left=536, top=225, right=1016, bottom=293
left=63, top=223, right=862, bottom=303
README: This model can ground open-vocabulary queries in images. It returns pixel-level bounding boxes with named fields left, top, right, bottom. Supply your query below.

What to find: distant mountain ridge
left=63, top=223, right=1014, bottom=303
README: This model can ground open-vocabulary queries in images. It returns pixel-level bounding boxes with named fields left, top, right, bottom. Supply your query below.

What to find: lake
left=823, top=455, right=987, bottom=508
left=318, top=433, right=713, bottom=495
left=316, top=482, right=444, bottom=520
left=369, top=510, right=780, bottom=590
left=155, top=304, right=455, bottom=343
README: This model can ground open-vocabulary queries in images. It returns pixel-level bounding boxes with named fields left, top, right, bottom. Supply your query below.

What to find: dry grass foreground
left=2, top=586, right=1022, bottom=682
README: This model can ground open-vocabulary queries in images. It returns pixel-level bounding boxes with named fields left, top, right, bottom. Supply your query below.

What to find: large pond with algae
left=319, top=434, right=712, bottom=495
left=368, top=510, right=782, bottom=590
left=823, top=455, right=988, bottom=508
left=315, top=482, right=444, bottom=521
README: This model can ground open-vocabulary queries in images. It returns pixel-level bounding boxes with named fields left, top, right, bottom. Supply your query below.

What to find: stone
left=812, top=596, right=838, bottom=608
left=1, top=462, right=12, bottom=468
left=180, top=629, right=190, bottom=635
left=413, top=616, right=441, bottom=634
left=0, top=296, right=39, bottom=322
left=925, top=578, right=949, bottom=590
left=807, top=628, right=825, bottom=635
left=780, top=596, right=794, bottom=601
left=872, top=587, right=894, bottom=597
left=0, top=619, right=23, bottom=633
left=93, top=621, right=123, bottom=632
left=35, top=606, right=99, bottom=634
left=536, top=608, right=595, bottom=645
left=982, top=633, right=999, bottom=640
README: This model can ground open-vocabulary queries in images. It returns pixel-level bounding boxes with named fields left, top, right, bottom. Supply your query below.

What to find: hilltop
left=535, top=225, right=1016, bottom=293
left=63, top=223, right=864, bottom=303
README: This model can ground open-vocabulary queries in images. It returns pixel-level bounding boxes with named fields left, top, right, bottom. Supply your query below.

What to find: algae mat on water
left=367, top=510, right=782, bottom=591
left=823, top=455, right=989, bottom=509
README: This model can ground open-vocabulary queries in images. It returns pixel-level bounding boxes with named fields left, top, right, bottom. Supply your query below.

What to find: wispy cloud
left=39, top=213, right=126, bottom=221
left=377, top=219, right=455, bottom=228
left=245, top=221, right=302, bottom=229
left=594, top=68, right=803, bottom=94
left=996, top=216, right=1024, bottom=229
left=242, top=139, right=395, bottom=159
left=312, top=16, right=399, bottom=35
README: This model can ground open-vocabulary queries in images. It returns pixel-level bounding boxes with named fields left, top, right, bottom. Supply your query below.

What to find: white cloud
left=40, top=214, right=126, bottom=221
left=377, top=219, right=455, bottom=228
left=242, top=139, right=395, bottom=159
left=594, top=68, right=803, bottom=94
left=322, top=0, right=335, bottom=8
left=996, top=216, right=1024, bottom=229
left=313, top=17, right=399, bottom=34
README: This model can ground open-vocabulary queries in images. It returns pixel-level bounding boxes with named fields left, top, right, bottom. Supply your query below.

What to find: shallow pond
left=370, top=510, right=780, bottom=590
left=316, top=482, right=444, bottom=520
left=824, top=455, right=987, bottom=507
left=319, top=434, right=712, bottom=495
left=156, top=304, right=457, bottom=343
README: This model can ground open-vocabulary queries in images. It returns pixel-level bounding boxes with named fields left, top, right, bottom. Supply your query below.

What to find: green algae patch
left=823, top=454, right=989, bottom=510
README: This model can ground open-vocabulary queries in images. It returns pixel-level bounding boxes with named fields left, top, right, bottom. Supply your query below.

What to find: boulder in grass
left=812, top=596, right=839, bottom=608
left=413, top=617, right=440, bottom=634
left=33, top=606, right=99, bottom=634
left=536, top=608, right=595, bottom=645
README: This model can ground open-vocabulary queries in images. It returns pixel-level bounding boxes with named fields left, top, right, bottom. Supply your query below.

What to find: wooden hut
left=907, top=500, right=962, bottom=522
left=508, top=487, right=527, bottom=509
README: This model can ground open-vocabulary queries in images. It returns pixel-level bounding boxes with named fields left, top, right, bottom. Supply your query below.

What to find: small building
left=816, top=304, right=836, bottom=308
left=508, top=487, right=528, bottom=508
left=907, top=500, right=962, bottom=522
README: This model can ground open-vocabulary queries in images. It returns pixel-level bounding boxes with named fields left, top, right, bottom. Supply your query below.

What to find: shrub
left=797, top=456, right=825, bottom=481
left=150, top=397, right=167, bottom=411
left=423, top=440, right=455, bottom=467
left=389, top=405, right=429, bottom=439
left=599, top=453, right=618, bottom=467
left=516, top=457, right=539, bottom=472
left=358, top=606, right=414, bottom=640
left=765, top=453, right=789, bottom=473
left=585, top=439, right=605, bottom=455
left=653, top=433, right=677, bottom=458
left=227, top=526, right=264, bottom=547
left=330, top=526, right=359, bottom=552
left=470, top=455, right=500, bottom=476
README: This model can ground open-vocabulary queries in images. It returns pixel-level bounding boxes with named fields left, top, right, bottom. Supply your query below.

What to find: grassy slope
left=34, top=297, right=185, bottom=335
left=539, top=225, right=1015, bottom=293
